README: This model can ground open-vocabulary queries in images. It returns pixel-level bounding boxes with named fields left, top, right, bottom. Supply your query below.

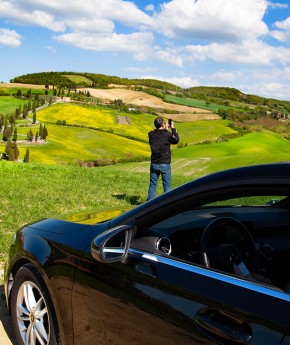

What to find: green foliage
left=11, top=72, right=180, bottom=92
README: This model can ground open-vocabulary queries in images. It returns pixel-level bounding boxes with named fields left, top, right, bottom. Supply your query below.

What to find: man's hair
left=154, top=117, right=164, bottom=129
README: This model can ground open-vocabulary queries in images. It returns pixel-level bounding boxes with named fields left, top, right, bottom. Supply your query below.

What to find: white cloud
left=267, top=1, right=288, bottom=9
left=152, top=0, right=268, bottom=42
left=54, top=31, right=154, bottom=60
left=183, top=40, right=290, bottom=66
left=210, top=70, right=243, bottom=82
left=143, top=75, right=199, bottom=88
left=0, top=0, right=151, bottom=32
left=145, top=4, right=155, bottom=12
left=125, top=67, right=158, bottom=73
left=271, top=17, right=290, bottom=42
left=0, top=28, right=21, bottom=47
left=242, top=82, right=289, bottom=100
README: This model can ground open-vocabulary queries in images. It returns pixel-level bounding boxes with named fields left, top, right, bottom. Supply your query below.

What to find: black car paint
left=5, top=163, right=290, bottom=345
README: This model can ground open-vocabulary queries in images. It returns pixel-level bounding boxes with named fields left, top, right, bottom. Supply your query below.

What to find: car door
left=72, top=229, right=289, bottom=345
left=72, top=186, right=290, bottom=345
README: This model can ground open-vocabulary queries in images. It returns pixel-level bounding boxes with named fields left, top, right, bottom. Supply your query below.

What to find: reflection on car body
left=5, top=163, right=290, bottom=345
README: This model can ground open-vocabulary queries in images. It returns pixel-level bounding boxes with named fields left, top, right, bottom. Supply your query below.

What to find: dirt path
left=87, top=87, right=219, bottom=120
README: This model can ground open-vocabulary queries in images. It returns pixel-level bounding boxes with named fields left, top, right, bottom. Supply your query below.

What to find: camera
left=168, top=119, right=172, bottom=127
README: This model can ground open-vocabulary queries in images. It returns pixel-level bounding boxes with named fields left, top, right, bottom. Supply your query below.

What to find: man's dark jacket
left=148, top=128, right=179, bottom=164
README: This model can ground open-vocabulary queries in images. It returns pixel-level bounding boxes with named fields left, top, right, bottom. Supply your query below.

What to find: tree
left=23, top=148, right=30, bottom=163
left=5, top=139, right=12, bottom=155
left=39, top=123, right=43, bottom=138
left=9, top=114, right=15, bottom=125
left=27, top=129, right=34, bottom=142
left=8, top=148, right=15, bottom=161
left=32, top=110, right=37, bottom=124
left=3, top=126, right=12, bottom=141
left=11, top=142, right=19, bottom=160
left=13, top=128, right=17, bottom=142
left=42, top=125, right=48, bottom=140
left=26, top=88, right=31, bottom=99
left=22, top=104, right=28, bottom=119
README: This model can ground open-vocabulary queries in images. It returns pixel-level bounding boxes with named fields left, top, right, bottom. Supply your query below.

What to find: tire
left=10, top=264, right=61, bottom=345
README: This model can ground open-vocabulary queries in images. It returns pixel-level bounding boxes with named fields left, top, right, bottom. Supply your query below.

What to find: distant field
left=2, top=100, right=289, bottom=169
left=0, top=96, right=27, bottom=113
left=63, top=74, right=93, bottom=85
left=0, top=85, right=53, bottom=113
left=37, top=103, right=155, bottom=142
left=12, top=123, right=151, bottom=164
left=176, top=119, right=235, bottom=144
left=165, top=94, right=230, bottom=113
left=172, top=131, right=290, bottom=176
left=110, top=132, right=290, bottom=178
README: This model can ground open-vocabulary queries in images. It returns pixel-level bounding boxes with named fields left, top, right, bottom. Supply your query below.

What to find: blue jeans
left=147, top=163, right=171, bottom=200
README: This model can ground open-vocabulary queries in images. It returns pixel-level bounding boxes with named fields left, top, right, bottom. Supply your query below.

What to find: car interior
left=132, top=188, right=290, bottom=292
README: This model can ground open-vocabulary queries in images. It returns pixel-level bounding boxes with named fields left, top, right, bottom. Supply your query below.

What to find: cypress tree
left=3, top=126, right=12, bottom=141
left=8, top=148, right=15, bottom=161
left=11, top=142, right=19, bottom=160
left=27, top=129, right=34, bottom=142
left=13, top=128, right=17, bottom=142
left=42, top=125, right=48, bottom=140
left=33, top=110, right=36, bottom=124
left=39, top=123, right=43, bottom=138
left=24, top=148, right=30, bottom=163
left=5, top=139, right=12, bottom=155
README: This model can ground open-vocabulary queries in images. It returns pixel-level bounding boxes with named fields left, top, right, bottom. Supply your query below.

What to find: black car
left=5, top=163, right=290, bottom=345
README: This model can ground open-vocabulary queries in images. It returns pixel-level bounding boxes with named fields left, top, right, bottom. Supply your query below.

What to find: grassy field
left=0, top=96, right=27, bottom=113
left=15, top=123, right=151, bottom=164
left=36, top=103, right=155, bottom=142
left=0, top=161, right=190, bottom=258
left=176, top=119, right=235, bottom=144
left=2, top=88, right=290, bottom=261
left=63, top=74, right=93, bottom=85
left=1, top=102, right=237, bottom=165
left=165, top=94, right=231, bottom=113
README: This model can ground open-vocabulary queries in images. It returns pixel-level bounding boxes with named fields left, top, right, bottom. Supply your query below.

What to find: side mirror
left=91, top=225, right=133, bottom=263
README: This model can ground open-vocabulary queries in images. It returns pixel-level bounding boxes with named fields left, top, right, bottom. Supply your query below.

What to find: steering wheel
left=200, top=217, right=258, bottom=275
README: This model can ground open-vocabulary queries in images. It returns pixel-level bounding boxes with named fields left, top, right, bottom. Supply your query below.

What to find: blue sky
left=0, top=0, right=290, bottom=100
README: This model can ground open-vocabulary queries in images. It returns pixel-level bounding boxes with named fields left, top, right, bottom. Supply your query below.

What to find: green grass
left=63, top=75, right=93, bottom=85
left=0, top=96, right=27, bottom=113
left=2, top=93, right=290, bottom=262
left=37, top=103, right=155, bottom=142
left=176, top=119, right=235, bottom=144
left=172, top=132, right=290, bottom=176
left=13, top=123, right=150, bottom=164
left=165, top=94, right=231, bottom=113
left=0, top=161, right=190, bottom=258
left=3, top=103, right=235, bottom=165
left=109, top=132, right=290, bottom=178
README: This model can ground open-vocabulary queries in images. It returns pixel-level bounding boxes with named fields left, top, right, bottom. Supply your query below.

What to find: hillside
left=1, top=72, right=290, bottom=170
left=10, top=71, right=290, bottom=110
left=86, top=87, right=218, bottom=120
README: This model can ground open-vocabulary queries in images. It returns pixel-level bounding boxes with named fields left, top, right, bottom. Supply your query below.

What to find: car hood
left=56, top=206, right=133, bottom=225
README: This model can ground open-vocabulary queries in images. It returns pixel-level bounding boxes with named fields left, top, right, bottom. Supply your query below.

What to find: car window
left=134, top=191, right=290, bottom=292
left=206, top=195, right=287, bottom=206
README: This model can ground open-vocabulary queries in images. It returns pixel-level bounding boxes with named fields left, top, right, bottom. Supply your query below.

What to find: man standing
left=147, top=117, right=179, bottom=200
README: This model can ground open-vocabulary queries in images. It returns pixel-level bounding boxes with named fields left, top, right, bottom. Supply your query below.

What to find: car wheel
left=10, top=264, right=60, bottom=345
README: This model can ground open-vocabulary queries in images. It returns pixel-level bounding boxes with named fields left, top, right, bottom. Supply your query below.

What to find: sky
left=0, top=0, right=290, bottom=100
